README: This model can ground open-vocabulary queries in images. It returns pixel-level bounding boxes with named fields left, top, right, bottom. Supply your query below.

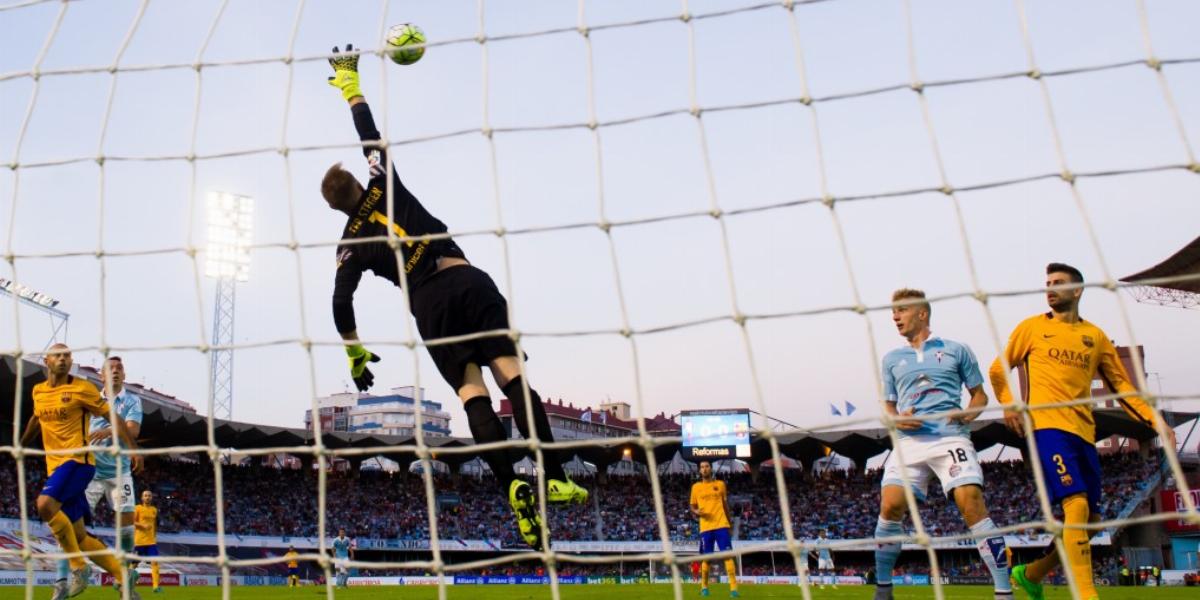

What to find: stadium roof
left=3, top=355, right=1192, bottom=469
left=1121, top=235, right=1200, bottom=302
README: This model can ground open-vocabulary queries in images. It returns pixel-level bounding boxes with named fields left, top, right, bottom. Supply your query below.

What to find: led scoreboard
left=680, top=409, right=751, bottom=460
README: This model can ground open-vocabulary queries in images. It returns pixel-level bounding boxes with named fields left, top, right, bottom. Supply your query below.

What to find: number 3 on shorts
left=1052, top=454, right=1067, bottom=475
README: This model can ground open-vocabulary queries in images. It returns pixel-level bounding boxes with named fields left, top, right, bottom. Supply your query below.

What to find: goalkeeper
left=322, top=44, right=587, bottom=550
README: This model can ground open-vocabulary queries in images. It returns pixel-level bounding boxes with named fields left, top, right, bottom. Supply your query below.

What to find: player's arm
left=989, top=320, right=1034, bottom=435
left=689, top=486, right=703, bottom=519
left=110, top=415, right=144, bottom=473
left=881, top=357, right=919, bottom=431
left=1098, top=337, right=1176, bottom=449
left=19, top=414, right=40, bottom=447
left=83, top=391, right=143, bottom=472
left=952, top=345, right=988, bottom=425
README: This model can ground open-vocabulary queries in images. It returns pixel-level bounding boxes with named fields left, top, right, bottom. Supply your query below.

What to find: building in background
left=304, top=386, right=452, bottom=438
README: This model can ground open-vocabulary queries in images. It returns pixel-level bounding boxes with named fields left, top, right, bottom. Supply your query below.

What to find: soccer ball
left=385, top=23, right=426, bottom=65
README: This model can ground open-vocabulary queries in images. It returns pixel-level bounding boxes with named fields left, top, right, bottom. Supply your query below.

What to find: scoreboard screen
left=680, top=409, right=751, bottom=460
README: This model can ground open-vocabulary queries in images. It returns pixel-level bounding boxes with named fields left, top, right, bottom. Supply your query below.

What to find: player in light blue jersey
left=872, top=290, right=1010, bottom=600
left=51, top=357, right=143, bottom=600
left=331, top=529, right=354, bottom=588
left=813, top=529, right=836, bottom=590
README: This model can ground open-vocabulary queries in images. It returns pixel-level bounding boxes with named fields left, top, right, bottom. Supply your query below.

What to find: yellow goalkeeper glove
left=327, top=44, right=362, bottom=102
left=345, top=343, right=380, bottom=392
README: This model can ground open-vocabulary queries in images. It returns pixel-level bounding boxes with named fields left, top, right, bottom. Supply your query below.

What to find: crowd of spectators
left=0, top=451, right=1161, bottom=547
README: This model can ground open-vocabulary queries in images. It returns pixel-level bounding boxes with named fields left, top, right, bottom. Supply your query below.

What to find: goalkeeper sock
left=1062, top=495, right=1097, bottom=598
left=80, top=535, right=123, bottom=581
left=47, top=512, right=86, bottom=570
left=464, top=396, right=517, bottom=490
left=874, top=517, right=904, bottom=586
left=969, top=518, right=1012, bottom=593
left=503, top=377, right=568, bottom=482
left=724, top=559, right=737, bottom=591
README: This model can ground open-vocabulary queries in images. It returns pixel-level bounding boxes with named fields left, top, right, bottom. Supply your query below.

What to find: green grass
left=0, top=585, right=1192, bottom=600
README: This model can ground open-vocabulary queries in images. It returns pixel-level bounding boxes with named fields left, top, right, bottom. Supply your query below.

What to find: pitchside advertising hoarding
left=680, top=409, right=751, bottom=461
left=1161, top=489, right=1200, bottom=533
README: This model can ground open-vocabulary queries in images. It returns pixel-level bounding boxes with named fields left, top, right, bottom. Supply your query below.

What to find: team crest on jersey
left=60, top=394, right=71, bottom=403
left=1060, top=473, right=1074, bottom=487
left=935, top=350, right=944, bottom=363
left=948, top=464, right=961, bottom=477
left=1081, top=335, right=1094, bottom=348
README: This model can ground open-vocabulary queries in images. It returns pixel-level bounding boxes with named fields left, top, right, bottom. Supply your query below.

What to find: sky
left=1, top=0, right=1198, bottom=448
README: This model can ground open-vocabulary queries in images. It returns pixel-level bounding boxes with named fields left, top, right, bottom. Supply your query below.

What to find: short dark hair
left=1046, top=262, right=1084, bottom=284
left=107, top=356, right=122, bottom=363
left=322, top=163, right=361, bottom=208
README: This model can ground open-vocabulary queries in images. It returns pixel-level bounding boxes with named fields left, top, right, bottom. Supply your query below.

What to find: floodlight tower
left=205, top=192, right=254, bottom=420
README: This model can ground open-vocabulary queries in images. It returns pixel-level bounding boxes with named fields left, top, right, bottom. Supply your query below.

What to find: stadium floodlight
left=205, top=191, right=254, bottom=420
left=205, top=192, right=254, bottom=282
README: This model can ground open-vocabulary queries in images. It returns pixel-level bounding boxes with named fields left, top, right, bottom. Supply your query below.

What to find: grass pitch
left=0, top=585, right=1193, bottom=600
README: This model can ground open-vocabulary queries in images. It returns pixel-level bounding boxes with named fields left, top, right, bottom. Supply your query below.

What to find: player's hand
left=1161, top=426, right=1176, bottom=452
left=130, top=453, right=144, bottom=473
left=894, top=408, right=922, bottom=431
left=345, top=343, right=381, bottom=392
left=1003, top=410, right=1025, bottom=437
left=327, top=44, right=362, bottom=102
left=88, top=427, right=113, bottom=445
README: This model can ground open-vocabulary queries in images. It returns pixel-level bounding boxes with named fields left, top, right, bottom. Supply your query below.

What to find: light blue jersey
left=881, top=336, right=983, bottom=438
left=333, top=537, right=352, bottom=559
left=817, top=546, right=832, bottom=561
left=90, top=388, right=143, bottom=479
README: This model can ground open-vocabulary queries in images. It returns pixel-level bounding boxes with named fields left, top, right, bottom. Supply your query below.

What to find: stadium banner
left=938, top=576, right=993, bottom=585
left=894, top=574, right=931, bottom=585
left=101, top=572, right=180, bottom=587
left=349, top=576, right=449, bottom=586
left=1161, top=490, right=1200, bottom=533
left=0, top=571, right=60, bottom=586
left=355, top=538, right=502, bottom=551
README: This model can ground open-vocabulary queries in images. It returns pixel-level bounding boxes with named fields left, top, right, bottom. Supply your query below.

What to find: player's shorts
left=410, top=265, right=524, bottom=391
left=818, top=558, right=835, bottom=570
left=135, top=544, right=159, bottom=557
left=1033, top=428, right=1102, bottom=513
left=288, top=567, right=299, bottom=577
left=41, top=461, right=96, bottom=522
left=85, top=473, right=135, bottom=514
left=880, top=435, right=983, bottom=501
left=699, top=527, right=733, bottom=555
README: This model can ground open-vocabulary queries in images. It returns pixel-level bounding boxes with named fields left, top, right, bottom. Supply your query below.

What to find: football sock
left=970, top=518, right=1012, bottom=593
left=56, top=558, right=69, bottom=582
left=80, top=535, right=123, bottom=581
left=503, top=377, right=568, bottom=482
left=48, top=512, right=85, bottom=570
left=724, top=559, right=738, bottom=591
left=700, top=561, right=710, bottom=589
left=874, top=517, right=904, bottom=586
left=465, top=396, right=517, bottom=491
left=1062, top=495, right=1097, bottom=599
left=152, top=561, right=160, bottom=588
left=119, top=525, right=136, bottom=555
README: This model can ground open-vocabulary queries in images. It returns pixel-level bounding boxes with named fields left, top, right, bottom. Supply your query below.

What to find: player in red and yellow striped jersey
left=989, top=264, right=1173, bottom=600
left=21, top=344, right=143, bottom=599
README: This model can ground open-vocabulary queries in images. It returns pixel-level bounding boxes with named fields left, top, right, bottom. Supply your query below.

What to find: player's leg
left=932, top=437, right=1012, bottom=599
left=51, top=557, right=71, bottom=600
left=1017, top=430, right=1103, bottom=600
left=457, top=364, right=543, bottom=549
left=114, top=476, right=138, bottom=560
left=715, top=529, right=737, bottom=597
left=144, top=546, right=160, bottom=591
left=874, top=441, right=929, bottom=600
left=73, top=514, right=131, bottom=587
left=490, top=356, right=587, bottom=504
left=39, top=461, right=92, bottom=594
left=699, top=531, right=714, bottom=596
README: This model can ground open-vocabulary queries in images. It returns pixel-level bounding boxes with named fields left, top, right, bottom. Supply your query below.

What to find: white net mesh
left=3, top=1, right=1199, bottom=599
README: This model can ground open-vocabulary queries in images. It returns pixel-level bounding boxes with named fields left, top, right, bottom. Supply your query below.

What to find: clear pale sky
left=2, top=0, right=1198, bottom=446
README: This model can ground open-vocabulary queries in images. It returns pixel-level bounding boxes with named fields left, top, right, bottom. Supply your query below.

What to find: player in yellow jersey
left=989, top=264, right=1174, bottom=600
left=134, top=491, right=162, bottom=593
left=20, top=344, right=143, bottom=599
left=689, top=461, right=738, bottom=598
left=285, top=546, right=300, bottom=587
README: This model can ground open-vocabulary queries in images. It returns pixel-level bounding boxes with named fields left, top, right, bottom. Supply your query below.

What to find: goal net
left=2, top=1, right=1198, bottom=600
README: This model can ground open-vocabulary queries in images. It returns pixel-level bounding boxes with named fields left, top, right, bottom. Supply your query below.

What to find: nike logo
left=1042, top=334, right=1056, bottom=338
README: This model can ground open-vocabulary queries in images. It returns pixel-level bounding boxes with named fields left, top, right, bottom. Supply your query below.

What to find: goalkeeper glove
left=327, top=44, right=362, bottom=102
left=345, top=343, right=381, bottom=392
